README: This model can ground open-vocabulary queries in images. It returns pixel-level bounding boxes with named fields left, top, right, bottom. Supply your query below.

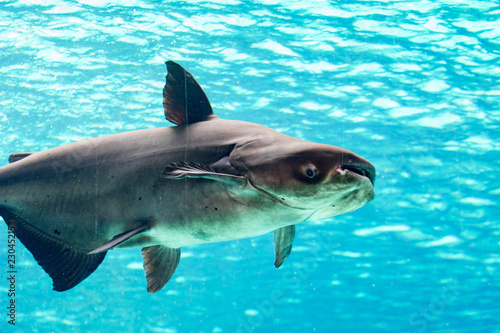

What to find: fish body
left=0, top=61, right=375, bottom=293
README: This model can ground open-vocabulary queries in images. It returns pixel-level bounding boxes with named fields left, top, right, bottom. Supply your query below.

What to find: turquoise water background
left=0, top=0, right=499, bottom=332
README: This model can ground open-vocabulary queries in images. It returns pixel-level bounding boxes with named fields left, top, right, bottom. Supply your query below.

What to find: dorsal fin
left=163, top=61, right=214, bottom=126
left=9, top=152, right=33, bottom=163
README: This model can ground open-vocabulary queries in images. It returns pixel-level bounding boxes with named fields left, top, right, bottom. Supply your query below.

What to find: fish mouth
left=340, top=165, right=376, bottom=186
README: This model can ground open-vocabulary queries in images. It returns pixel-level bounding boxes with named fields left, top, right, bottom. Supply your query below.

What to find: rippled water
left=0, top=0, right=499, bottom=332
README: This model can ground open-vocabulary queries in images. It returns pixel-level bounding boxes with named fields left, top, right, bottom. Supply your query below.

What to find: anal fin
left=141, top=245, right=181, bottom=294
left=2, top=211, right=106, bottom=292
left=274, top=225, right=295, bottom=268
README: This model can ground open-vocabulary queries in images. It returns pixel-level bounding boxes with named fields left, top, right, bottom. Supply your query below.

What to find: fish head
left=230, top=139, right=375, bottom=219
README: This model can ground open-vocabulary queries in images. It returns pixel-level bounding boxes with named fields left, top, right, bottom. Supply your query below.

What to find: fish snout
left=339, top=152, right=376, bottom=186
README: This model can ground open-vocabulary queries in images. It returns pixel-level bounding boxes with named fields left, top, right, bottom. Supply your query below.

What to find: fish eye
left=305, top=167, right=316, bottom=178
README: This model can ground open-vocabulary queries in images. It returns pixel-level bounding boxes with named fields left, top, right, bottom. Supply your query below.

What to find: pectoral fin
left=142, top=245, right=181, bottom=293
left=161, top=161, right=247, bottom=187
left=88, top=222, right=151, bottom=254
left=274, top=225, right=295, bottom=268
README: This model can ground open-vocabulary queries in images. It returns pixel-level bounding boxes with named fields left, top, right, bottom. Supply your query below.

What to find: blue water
left=0, top=0, right=499, bottom=332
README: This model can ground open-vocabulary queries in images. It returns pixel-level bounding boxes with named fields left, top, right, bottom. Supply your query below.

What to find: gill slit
left=245, top=178, right=311, bottom=211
